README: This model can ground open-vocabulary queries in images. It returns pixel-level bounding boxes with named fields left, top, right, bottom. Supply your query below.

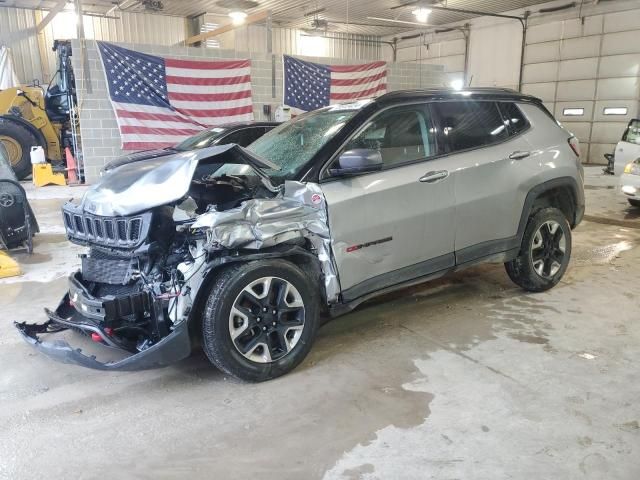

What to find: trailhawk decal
left=346, top=236, right=393, bottom=253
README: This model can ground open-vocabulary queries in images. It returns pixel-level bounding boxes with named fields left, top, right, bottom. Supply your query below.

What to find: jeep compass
left=16, top=88, right=585, bottom=381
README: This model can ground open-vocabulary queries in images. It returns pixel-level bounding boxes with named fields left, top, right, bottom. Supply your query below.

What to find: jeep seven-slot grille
left=62, top=204, right=151, bottom=249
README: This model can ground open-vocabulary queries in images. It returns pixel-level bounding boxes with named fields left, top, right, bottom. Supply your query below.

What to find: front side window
left=500, top=102, right=530, bottom=136
left=433, top=101, right=508, bottom=153
left=622, top=119, right=640, bottom=145
left=342, top=105, right=435, bottom=168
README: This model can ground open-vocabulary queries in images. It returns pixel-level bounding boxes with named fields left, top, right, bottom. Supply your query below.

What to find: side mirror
left=329, top=149, right=383, bottom=177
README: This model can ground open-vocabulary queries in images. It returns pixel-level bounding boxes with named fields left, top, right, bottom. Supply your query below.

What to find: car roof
left=373, top=88, right=542, bottom=106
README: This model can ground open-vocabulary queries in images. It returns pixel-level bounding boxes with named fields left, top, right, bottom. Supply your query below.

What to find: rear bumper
left=14, top=272, right=192, bottom=371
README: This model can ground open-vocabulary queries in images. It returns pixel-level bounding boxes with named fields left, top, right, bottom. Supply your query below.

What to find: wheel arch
left=517, top=177, right=582, bottom=243
left=0, top=115, right=48, bottom=155
left=186, top=244, right=326, bottom=341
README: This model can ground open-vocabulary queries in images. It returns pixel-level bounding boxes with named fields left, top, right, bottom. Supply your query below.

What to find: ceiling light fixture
left=412, top=7, right=432, bottom=23
left=228, top=10, right=248, bottom=25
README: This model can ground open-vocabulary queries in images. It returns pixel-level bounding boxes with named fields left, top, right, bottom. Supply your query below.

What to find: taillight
left=568, top=136, right=580, bottom=158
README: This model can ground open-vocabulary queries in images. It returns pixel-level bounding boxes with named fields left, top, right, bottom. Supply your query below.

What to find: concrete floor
left=1, top=167, right=639, bottom=479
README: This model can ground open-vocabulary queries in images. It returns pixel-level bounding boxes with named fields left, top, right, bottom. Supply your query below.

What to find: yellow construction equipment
left=0, top=250, right=20, bottom=279
left=0, top=40, right=76, bottom=181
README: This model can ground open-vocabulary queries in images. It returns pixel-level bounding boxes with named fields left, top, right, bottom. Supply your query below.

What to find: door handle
left=509, top=150, right=531, bottom=160
left=419, top=170, right=449, bottom=183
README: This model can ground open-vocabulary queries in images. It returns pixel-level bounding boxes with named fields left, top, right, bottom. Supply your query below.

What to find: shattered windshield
left=214, top=108, right=357, bottom=181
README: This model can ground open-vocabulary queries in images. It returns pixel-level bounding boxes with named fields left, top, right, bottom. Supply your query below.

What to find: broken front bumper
left=14, top=273, right=193, bottom=371
left=15, top=320, right=191, bottom=371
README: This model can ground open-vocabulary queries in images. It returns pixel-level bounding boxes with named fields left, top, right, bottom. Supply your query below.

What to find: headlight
left=624, top=162, right=640, bottom=175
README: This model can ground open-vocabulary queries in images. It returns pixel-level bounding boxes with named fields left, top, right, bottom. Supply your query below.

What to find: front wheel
left=628, top=199, right=640, bottom=208
left=505, top=207, right=572, bottom=292
left=201, top=260, right=320, bottom=382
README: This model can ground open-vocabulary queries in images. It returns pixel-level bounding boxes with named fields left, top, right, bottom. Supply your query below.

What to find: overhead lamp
left=228, top=11, right=247, bottom=25
left=411, top=7, right=432, bottom=23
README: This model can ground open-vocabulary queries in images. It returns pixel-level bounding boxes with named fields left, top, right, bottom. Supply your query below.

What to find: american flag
left=283, top=55, right=387, bottom=113
left=97, top=42, right=253, bottom=150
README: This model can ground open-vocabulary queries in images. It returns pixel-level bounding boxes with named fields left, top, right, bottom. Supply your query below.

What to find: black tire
left=505, top=207, right=572, bottom=292
left=0, top=118, right=40, bottom=180
left=628, top=199, right=640, bottom=208
left=201, top=259, right=320, bottom=382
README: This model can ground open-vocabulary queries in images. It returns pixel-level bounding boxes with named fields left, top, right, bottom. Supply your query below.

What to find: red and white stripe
left=114, top=58, right=253, bottom=151
left=330, top=61, right=387, bottom=103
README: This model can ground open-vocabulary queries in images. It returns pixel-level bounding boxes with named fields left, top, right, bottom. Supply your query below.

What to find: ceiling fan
left=299, top=3, right=339, bottom=34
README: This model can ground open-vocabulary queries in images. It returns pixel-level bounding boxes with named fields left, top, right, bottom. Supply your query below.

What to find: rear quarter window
left=432, top=101, right=508, bottom=153
left=622, top=119, right=640, bottom=144
left=499, top=102, right=530, bottom=136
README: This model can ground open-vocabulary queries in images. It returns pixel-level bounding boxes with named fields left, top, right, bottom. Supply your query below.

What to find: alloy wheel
left=530, top=220, right=566, bottom=279
left=229, top=276, right=306, bottom=363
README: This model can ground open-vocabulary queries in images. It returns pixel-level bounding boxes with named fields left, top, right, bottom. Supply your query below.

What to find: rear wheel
left=628, top=199, right=640, bottom=208
left=0, top=118, right=40, bottom=180
left=201, top=260, right=320, bottom=382
left=505, top=207, right=572, bottom=292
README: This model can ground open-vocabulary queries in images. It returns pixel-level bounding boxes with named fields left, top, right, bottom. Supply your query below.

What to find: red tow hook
left=91, top=328, right=113, bottom=343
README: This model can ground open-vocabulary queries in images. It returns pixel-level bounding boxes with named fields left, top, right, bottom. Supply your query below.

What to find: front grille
left=62, top=203, right=152, bottom=249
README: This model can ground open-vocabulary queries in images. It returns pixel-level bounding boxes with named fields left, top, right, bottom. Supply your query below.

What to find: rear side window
left=433, top=101, right=508, bottom=153
left=622, top=119, right=640, bottom=145
left=499, top=102, right=530, bottom=136
left=343, top=104, right=436, bottom=168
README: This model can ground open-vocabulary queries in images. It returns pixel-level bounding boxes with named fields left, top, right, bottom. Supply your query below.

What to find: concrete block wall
left=71, top=40, right=445, bottom=182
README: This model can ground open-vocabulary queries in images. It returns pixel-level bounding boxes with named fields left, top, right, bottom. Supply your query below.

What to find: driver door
left=320, top=103, right=456, bottom=301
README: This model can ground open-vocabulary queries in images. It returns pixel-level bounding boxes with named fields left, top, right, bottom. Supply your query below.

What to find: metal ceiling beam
left=390, top=2, right=526, bottom=22
left=367, top=16, right=441, bottom=28
left=185, top=9, right=270, bottom=45
left=34, top=0, right=67, bottom=33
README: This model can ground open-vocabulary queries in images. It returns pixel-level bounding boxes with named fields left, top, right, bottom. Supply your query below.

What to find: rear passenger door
left=321, top=103, right=456, bottom=301
left=431, top=100, right=534, bottom=263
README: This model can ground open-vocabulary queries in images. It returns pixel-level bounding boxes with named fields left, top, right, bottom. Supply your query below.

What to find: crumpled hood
left=102, top=149, right=173, bottom=172
left=80, top=144, right=279, bottom=217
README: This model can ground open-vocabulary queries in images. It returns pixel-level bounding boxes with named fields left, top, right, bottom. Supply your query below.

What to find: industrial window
left=433, top=101, right=509, bottom=153
left=499, top=102, right=530, bottom=136
left=604, top=107, right=628, bottom=116
left=344, top=105, right=436, bottom=167
left=563, top=108, right=584, bottom=116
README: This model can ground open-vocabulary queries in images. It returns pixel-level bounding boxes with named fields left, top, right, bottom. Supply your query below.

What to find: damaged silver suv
left=16, top=88, right=584, bottom=381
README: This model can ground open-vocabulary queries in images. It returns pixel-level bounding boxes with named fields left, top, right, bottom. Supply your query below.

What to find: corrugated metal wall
left=0, top=7, right=42, bottom=84
left=0, top=6, right=186, bottom=84
left=2, top=6, right=383, bottom=85
left=215, top=22, right=381, bottom=60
